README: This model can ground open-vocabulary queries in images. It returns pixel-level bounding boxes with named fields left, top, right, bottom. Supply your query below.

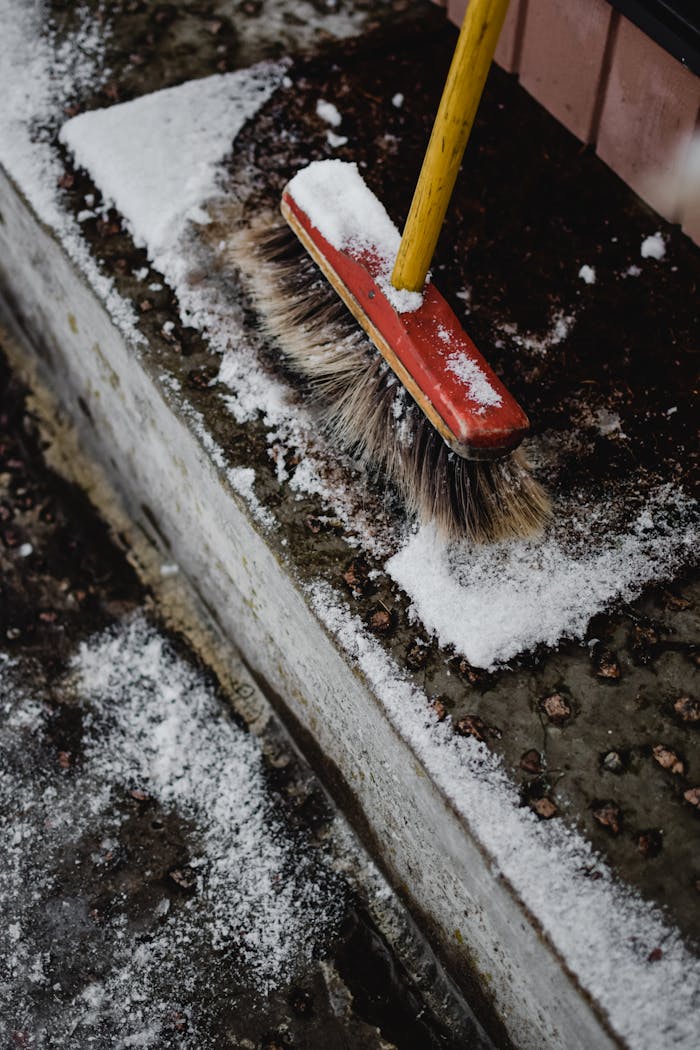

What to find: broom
left=236, top=0, right=550, bottom=542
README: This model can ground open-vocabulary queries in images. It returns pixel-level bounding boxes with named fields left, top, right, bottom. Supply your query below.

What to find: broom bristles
left=229, top=216, right=551, bottom=544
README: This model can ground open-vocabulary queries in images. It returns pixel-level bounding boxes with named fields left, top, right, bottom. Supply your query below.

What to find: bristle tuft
left=229, top=215, right=550, bottom=543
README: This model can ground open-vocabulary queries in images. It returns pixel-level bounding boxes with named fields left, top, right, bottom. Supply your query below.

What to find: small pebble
left=541, top=692, right=572, bottom=725
left=520, top=749, right=543, bottom=775
left=652, top=744, right=684, bottom=776
left=592, top=645, right=621, bottom=680
left=366, top=607, right=394, bottom=635
left=674, top=696, right=700, bottom=724
left=430, top=697, right=447, bottom=722
left=592, top=801, right=622, bottom=834
left=637, top=830, right=663, bottom=858
left=602, top=751, right=624, bottom=774
left=455, top=714, right=488, bottom=742
left=530, top=797, right=557, bottom=820
left=405, top=640, right=427, bottom=671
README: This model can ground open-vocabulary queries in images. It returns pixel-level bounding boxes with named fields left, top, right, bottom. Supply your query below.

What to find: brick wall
left=438, top=0, right=700, bottom=245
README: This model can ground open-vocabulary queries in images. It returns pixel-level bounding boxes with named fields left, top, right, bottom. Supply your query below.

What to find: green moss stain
left=91, top=343, right=120, bottom=390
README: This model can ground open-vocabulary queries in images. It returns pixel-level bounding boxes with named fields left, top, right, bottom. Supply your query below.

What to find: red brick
left=494, top=0, right=523, bottom=72
left=681, top=168, right=700, bottom=247
left=518, top=0, right=614, bottom=143
left=447, top=1, right=524, bottom=73
left=446, top=0, right=468, bottom=24
left=597, top=17, right=700, bottom=231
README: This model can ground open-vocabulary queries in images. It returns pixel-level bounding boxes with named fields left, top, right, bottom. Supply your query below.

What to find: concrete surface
left=1, top=3, right=699, bottom=1049
left=0, top=340, right=489, bottom=1049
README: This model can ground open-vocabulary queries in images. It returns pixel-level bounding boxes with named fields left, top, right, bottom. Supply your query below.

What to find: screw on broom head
left=229, top=205, right=550, bottom=544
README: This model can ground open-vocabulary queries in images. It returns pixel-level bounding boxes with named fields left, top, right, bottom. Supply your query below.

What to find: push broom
left=238, top=0, right=549, bottom=542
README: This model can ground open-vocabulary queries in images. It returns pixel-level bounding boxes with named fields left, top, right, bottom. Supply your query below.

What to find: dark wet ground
left=0, top=342, right=491, bottom=1048
left=44, top=0, right=700, bottom=950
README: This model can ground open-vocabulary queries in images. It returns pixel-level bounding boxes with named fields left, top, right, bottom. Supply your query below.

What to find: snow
left=641, top=232, right=666, bottom=260
left=0, top=0, right=144, bottom=342
left=58, top=65, right=698, bottom=673
left=315, top=98, right=342, bottom=127
left=59, top=65, right=395, bottom=549
left=392, top=93, right=404, bottom=109
left=578, top=264, right=596, bottom=284
left=60, top=65, right=287, bottom=285
left=498, top=307, right=575, bottom=355
left=387, top=485, right=698, bottom=669
left=228, top=466, right=276, bottom=529
left=286, top=159, right=423, bottom=312
left=309, top=581, right=700, bottom=1050
left=443, top=346, right=502, bottom=409
left=327, top=130, right=349, bottom=148
left=0, top=616, right=342, bottom=1045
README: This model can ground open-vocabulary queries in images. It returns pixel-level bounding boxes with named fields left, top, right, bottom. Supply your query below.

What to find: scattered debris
left=520, top=749, right=543, bottom=775
left=541, top=692, right=572, bottom=725
left=652, top=745, right=685, bottom=776
left=592, top=801, right=623, bottom=835
left=674, top=696, right=700, bottom=725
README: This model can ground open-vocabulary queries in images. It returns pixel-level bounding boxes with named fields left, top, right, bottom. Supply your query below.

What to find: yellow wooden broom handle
left=391, top=0, right=510, bottom=293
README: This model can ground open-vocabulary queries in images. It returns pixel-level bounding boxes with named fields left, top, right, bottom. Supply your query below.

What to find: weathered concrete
left=0, top=341, right=486, bottom=1050
left=1, top=3, right=699, bottom=1049
left=0, top=158, right=643, bottom=1050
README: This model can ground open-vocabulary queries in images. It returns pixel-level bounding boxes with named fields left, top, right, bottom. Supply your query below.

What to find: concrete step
left=1, top=3, right=698, bottom=1048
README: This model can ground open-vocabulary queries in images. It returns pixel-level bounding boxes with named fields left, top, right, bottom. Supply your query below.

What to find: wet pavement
left=0, top=342, right=490, bottom=1047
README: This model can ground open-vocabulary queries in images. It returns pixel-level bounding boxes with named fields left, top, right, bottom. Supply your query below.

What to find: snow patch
left=0, top=617, right=343, bottom=1043
left=386, top=486, right=698, bottom=669
left=326, top=130, right=348, bottom=148
left=445, top=351, right=502, bottom=409
left=61, top=64, right=287, bottom=284
left=228, top=466, right=276, bottom=529
left=286, top=159, right=423, bottom=313
left=0, top=0, right=143, bottom=342
left=578, top=264, right=596, bottom=285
